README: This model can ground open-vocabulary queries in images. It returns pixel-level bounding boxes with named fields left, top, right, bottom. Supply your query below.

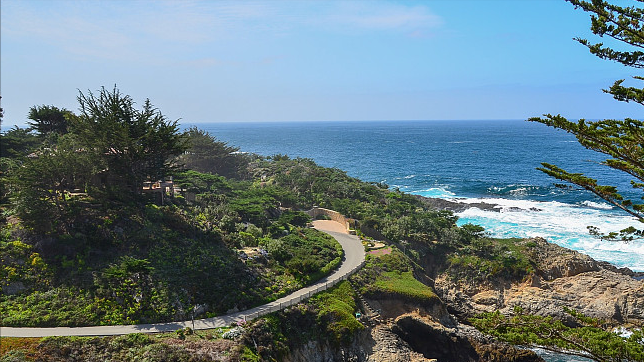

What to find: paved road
left=1, top=221, right=365, bottom=338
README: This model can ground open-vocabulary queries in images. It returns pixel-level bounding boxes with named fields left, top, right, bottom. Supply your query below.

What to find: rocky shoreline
left=414, top=195, right=644, bottom=279
left=283, top=196, right=644, bottom=362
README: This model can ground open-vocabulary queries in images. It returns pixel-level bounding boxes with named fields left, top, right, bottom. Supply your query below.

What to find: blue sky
left=1, top=0, right=641, bottom=127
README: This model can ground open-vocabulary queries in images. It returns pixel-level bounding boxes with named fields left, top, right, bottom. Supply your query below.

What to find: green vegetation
left=4, top=82, right=632, bottom=361
left=0, top=87, right=352, bottom=327
left=447, top=237, right=535, bottom=283
left=237, top=281, right=363, bottom=360
left=353, top=249, right=437, bottom=305
left=27, top=105, right=71, bottom=136
left=267, top=228, right=342, bottom=284
left=529, top=0, right=644, bottom=240
left=180, top=126, right=251, bottom=179
left=373, top=271, right=436, bottom=302
left=473, top=307, right=644, bottom=362
left=310, top=281, right=363, bottom=344
left=0, top=282, right=363, bottom=361
left=0, top=333, right=246, bottom=362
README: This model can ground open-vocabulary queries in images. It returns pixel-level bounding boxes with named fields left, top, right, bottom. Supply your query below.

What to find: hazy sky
left=1, top=0, right=641, bottom=127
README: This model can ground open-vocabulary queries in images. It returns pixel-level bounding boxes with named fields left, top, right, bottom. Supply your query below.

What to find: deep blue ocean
left=193, top=120, right=643, bottom=272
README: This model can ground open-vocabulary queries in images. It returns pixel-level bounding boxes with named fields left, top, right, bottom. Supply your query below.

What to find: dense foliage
left=181, top=127, right=251, bottom=179
left=353, top=249, right=437, bottom=304
left=473, top=307, right=644, bottom=362
left=27, top=105, right=71, bottom=136
left=3, top=84, right=639, bottom=362
left=71, top=86, right=188, bottom=196
left=0, top=92, right=527, bottom=330
left=447, top=237, right=536, bottom=283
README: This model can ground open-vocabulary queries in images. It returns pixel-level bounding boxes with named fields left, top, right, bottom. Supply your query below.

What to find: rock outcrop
left=286, top=235, right=643, bottom=361
left=434, top=237, right=644, bottom=325
left=283, top=325, right=431, bottom=362
left=285, top=294, right=544, bottom=362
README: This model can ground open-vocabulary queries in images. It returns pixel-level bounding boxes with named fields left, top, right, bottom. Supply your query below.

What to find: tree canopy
left=4, top=87, right=188, bottom=231
left=181, top=127, right=249, bottom=179
left=71, top=86, right=187, bottom=194
left=473, top=307, right=644, bottom=362
left=529, top=0, right=644, bottom=240
left=27, top=105, right=72, bottom=136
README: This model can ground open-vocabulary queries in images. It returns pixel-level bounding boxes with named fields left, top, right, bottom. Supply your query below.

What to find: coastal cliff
left=281, top=232, right=643, bottom=362
left=432, top=237, right=644, bottom=326
left=281, top=290, right=545, bottom=362
left=2, top=151, right=642, bottom=361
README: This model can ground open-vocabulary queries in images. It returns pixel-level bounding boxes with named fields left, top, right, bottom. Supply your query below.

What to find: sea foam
left=453, top=197, right=644, bottom=271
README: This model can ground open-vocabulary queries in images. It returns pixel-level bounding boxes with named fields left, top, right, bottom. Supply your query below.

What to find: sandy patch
left=312, top=220, right=348, bottom=234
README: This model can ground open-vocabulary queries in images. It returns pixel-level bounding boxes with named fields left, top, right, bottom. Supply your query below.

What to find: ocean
left=194, top=119, right=644, bottom=272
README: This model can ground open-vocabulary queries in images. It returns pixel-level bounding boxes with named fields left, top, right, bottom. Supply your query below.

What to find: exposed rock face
left=286, top=295, right=543, bottom=362
left=286, top=235, right=643, bottom=361
left=391, top=313, right=543, bottom=362
left=392, top=315, right=478, bottom=362
left=434, top=237, right=644, bottom=325
left=283, top=325, right=431, bottom=362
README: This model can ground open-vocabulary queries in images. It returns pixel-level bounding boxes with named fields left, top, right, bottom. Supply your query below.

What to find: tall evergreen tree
left=71, top=86, right=187, bottom=195
left=529, top=0, right=644, bottom=240
left=13, top=134, right=100, bottom=232
left=27, top=105, right=71, bottom=136
left=182, top=127, right=249, bottom=178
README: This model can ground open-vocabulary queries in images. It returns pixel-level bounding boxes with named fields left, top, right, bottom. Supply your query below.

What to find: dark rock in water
left=413, top=195, right=501, bottom=213
left=413, top=195, right=548, bottom=214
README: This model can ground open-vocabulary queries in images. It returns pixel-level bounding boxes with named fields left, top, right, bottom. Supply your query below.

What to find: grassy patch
left=311, top=281, right=363, bottom=344
left=373, top=271, right=437, bottom=302
left=352, top=249, right=438, bottom=305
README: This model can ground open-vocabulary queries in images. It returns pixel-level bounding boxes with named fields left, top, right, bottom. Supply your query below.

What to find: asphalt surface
left=1, top=221, right=365, bottom=337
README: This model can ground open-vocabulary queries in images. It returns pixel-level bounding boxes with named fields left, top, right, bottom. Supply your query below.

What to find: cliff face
left=284, top=294, right=544, bottom=362
left=283, top=234, right=644, bottom=362
left=433, top=237, right=644, bottom=326
left=282, top=325, right=431, bottom=362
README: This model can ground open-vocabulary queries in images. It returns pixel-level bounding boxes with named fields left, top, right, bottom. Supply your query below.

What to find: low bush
left=311, top=281, right=363, bottom=344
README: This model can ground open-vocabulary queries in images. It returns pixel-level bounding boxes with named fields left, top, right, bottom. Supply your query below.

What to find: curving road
left=1, top=220, right=365, bottom=338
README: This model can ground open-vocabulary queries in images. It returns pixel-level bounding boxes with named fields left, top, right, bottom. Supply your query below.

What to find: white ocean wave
left=411, top=187, right=456, bottom=198
left=454, top=197, right=644, bottom=271
left=509, top=187, right=528, bottom=196
left=580, top=200, right=613, bottom=210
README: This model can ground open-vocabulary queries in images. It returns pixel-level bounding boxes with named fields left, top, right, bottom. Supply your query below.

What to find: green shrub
left=278, top=210, right=311, bottom=227
left=311, top=281, right=363, bottom=344
left=448, top=238, right=535, bottom=283
left=268, top=228, right=343, bottom=284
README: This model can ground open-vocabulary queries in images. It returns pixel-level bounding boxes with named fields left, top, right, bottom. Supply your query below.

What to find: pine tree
left=27, top=105, right=72, bottom=136
left=71, top=86, right=188, bottom=195
left=529, top=0, right=644, bottom=240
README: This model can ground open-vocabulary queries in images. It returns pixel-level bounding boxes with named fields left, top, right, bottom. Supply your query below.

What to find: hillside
left=2, top=93, right=642, bottom=360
